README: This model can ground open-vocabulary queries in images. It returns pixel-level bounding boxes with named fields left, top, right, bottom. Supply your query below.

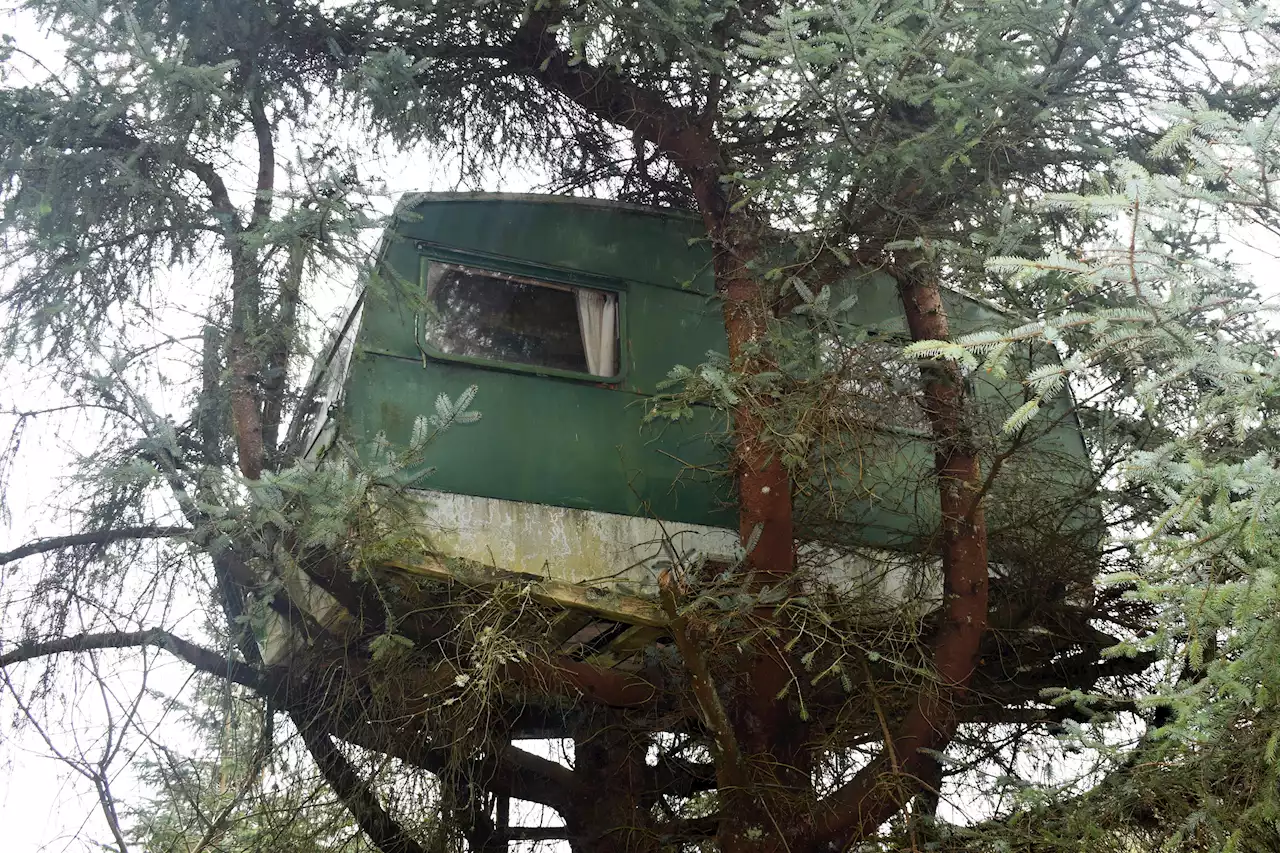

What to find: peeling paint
left=411, top=489, right=943, bottom=609
left=262, top=489, right=952, bottom=665
left=413, top=488, right=741, bottom=594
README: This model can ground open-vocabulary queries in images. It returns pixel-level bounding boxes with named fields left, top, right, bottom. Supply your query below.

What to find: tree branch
left=659, top=574, right=748, bottom=791
left=246, top=82, right=275, bottom=231
left=289, top=660, right=579, bottom=813
left=190, top=702, right=275, bottom=853
left=180, top=153, right=241, bottom=231
left=506, top=825, right=570, bottom=841
left=0, top=526, right=192, bottom=566
left=500, top=744, right=578, bottom=808
left=293, top=715, right=430, bottom=853
left=30, top=110, right=242, bottom=231
left=508, top=10, right=725, bottom=214
left=649, top=754, right=717, bottom=796
left=260, top=239, right=303, bottom=465
left=0, top=629, right=262, bottom=692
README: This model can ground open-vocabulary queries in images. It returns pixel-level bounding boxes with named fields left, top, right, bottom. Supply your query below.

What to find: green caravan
left=297, top=193, right=1095, bottom=600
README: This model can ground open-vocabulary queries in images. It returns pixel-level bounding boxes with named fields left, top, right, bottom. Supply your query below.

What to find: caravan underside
left=261, top=489, right=944, bottom=668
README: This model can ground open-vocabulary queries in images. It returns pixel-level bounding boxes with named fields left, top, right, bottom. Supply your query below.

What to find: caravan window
left=422, top=263, right=620, bottom=378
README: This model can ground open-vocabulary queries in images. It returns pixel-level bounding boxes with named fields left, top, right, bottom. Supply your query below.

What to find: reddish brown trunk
left=691, top=189, right=806, bottom=853
left=521, top=26, right=806, bottom=840
left=707, top=218, right=795, bottom=580
left=229, top=337, right=264, bottom=480
left=719, top=643, right=812, bottom=853
left=809, top=266, right=990, bottom=848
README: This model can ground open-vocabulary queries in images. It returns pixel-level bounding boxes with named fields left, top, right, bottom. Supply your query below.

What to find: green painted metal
left=314, top=193, right=1093, bottom=550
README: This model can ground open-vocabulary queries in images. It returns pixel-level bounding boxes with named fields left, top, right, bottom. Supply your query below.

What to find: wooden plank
left=584, top=625, right=668, bottom=669
left=606, top=624, right=668, bottom=654
left=563, top=622, right=617, bottom=654
left=384, top=557, right=667, bottom=628
left=573, top=622, right=630, bottom=659
left=545, top=610, right=596, bottom=653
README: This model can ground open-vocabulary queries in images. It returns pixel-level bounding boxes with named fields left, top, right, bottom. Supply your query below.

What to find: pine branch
left=508, top=9, right=725, bottom=214
left=66, top=119, right=242, bottom=230
left=55, top=94, right=266, bottom=480
left=0, top=526, right=191, bottom=566
left=189, top=702, right=275, bottom=853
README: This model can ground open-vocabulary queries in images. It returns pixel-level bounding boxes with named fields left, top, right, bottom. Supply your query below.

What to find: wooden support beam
left=584, top=625, right=669, bottom=669
left=385, top=557, right=667, bottom=628
left=546, top=610, right=598, bottom=653
left=607, top=624, right=670, bottom=654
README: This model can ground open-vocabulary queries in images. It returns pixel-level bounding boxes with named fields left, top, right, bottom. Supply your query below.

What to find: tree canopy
left=3, top=1, right=1280, bottom=851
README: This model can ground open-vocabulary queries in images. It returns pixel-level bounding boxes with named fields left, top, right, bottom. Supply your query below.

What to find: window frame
left=413, top=245, right=629, bottom=384
left=301, top=290, right=366, bottom=457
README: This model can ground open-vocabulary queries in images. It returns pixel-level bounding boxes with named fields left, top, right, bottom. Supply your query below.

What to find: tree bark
left=705, top=209, right=796, bottom=580
left=690, top=190, right=806, bottom=853
left=513, top=22, right=808, bottom=847
left=810, top=262, right=991, bottom=848
left=565, top=711, right=658, bottom=853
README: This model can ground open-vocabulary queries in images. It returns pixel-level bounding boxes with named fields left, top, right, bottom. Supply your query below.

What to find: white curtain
left=575, top=289, right=618, bottom=377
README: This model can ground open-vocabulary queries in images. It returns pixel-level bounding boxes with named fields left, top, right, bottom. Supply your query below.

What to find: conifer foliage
left=3, top=1, right=1280, bottom=851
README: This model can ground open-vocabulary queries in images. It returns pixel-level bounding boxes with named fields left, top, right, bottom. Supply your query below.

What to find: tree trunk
left=703, top=208, right=795, bottom=581
left=566, top=712, right=658, bottom=853
left=807, top=260, right=991, bottom=848
left=692, top=194, right=810, bottom=853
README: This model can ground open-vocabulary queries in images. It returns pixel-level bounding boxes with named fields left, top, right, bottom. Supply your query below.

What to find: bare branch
left=0, top=629, right=263, bottom=691
left=294, top=715, right=430, bottom=853
left=658, top=574, right=748, bottom=792
left=0, top=526, right=192, bottom=566
left=189, top=703, right=275, bottom=853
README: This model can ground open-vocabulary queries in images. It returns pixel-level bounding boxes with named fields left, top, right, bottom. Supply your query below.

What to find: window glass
left=423, top=263, right=620, bottom=377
